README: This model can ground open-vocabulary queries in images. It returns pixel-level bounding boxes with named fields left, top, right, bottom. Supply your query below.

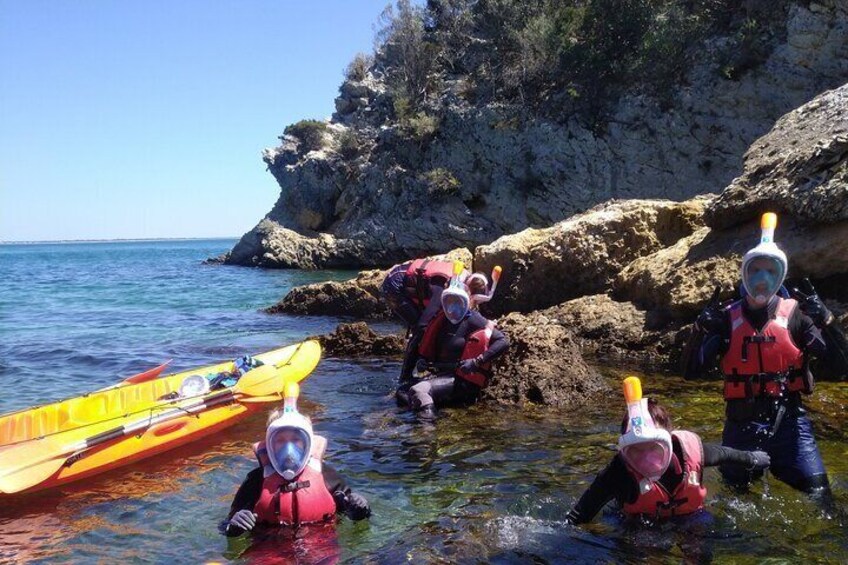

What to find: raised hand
left=791, top=278, right=834, bottom=327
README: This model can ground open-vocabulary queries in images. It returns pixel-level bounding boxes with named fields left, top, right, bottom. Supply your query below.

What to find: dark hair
left=620, top=397, right=672, bottom=434
left=467, top=273, right=488, bottom=296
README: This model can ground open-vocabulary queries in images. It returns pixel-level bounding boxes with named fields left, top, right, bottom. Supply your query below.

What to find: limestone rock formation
left=312, top=322, right=404, bottom=358
left=225, top=3, right=848, bottom=269
left=482, top=312, right=609, bottom=407
left=705, top=84, right=848, bottom=229
left=473, top=198, right=709, bottom=315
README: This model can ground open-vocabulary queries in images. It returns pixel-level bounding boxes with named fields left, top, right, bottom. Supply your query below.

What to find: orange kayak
left=0, top=340, right=321, bottom=494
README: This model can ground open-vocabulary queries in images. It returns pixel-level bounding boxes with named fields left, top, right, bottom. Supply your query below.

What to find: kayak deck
left=0, top=342, right=316, bottom=446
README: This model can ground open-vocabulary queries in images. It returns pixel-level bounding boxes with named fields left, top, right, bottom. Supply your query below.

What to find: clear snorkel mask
left=441, top=261, right=471, bottom=324
left=618, top=377, right=672, bottom=481
left=741, top=213, right=787, bottom=307
left=265, top=382, right=313, bottom=481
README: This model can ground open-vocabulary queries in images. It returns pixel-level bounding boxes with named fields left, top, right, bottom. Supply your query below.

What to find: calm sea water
left=0, top=239, right=846, bottom=564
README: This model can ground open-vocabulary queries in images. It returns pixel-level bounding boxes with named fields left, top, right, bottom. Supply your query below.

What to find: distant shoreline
left=0, top=236, right=239, bottom=245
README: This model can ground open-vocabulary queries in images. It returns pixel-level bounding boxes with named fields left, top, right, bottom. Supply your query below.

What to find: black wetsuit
left=567, top=440, right=755, bottom=524
left=682, top=296, right=832, bottom=492
left=402, top=310, right=509, bottom=410
left=223, top=463, right=352, bottom=536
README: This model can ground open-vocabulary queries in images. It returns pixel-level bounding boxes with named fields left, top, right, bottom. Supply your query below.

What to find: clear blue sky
left=0, top=0, right=389, bottom=241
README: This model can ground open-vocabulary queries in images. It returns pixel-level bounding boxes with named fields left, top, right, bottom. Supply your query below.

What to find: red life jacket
left=253, top=435, right=337, bottom=526
left=720, top=298, right=807, bottom=399
left=623, top=431, right=707, bottom=519
left=418, top=311, right=494, bottom=388
left=403, top=259, right=455, bottom=308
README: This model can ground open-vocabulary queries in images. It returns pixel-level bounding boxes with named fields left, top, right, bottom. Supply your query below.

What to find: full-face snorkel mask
left=741, top=213, right=787, bottom=307
left=618, top=377, right=672, bottom=481
left=441, top=261, right=471, bottom=324
left=265, top=382, right=313, bottom=481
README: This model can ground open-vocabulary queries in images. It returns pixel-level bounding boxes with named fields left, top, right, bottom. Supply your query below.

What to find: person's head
left=441, top=280, right=470, bottom=324
left=265, top=405, right=313, bottom=481
left=741, top=212, right=787, bottom=308
left=466, top=273, right=488, bottom=298
left=742, top=254, right=786, bottom=308
left=618, top=397, right=673, bottom=480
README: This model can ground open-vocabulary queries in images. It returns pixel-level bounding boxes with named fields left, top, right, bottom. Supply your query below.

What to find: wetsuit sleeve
left=322, top=462, right=350, bottom=498
left=790, top=308, right=827, bottom=359
left=222, top=467, right=264, bottom=536
left=478, top=325, right=509, bottom=365
left=702, top=443, right=757, bottom=467
left=566, top=455, right=629, bottom=524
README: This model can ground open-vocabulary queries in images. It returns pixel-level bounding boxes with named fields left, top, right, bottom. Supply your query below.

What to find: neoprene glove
left=415, top=358, right=430, bottom=374
left=458, top=358, right=478, bottom=374
left=334, top=490, right=371, bottom=520
left=346, top=492, right=371, bottom=520
left=228, top=509, right=257, bottom=532
left=791, top=279, right=834, bottom=327
left=695, top=287, right=726, bottom=334
left=747, top=450, right=771, bottom=471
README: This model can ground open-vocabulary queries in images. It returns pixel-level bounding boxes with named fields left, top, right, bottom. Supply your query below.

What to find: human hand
left=228, top=509, right=257, bottom=532
left=791, top=278, right=834, bottom=327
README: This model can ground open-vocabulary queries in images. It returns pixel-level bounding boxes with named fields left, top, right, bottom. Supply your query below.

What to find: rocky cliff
left=224, top=0, right=847, bottom=269
left=273, top=83, right=848, bottom=391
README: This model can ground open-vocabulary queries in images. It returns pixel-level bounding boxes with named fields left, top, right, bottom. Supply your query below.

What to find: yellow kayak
left=0, top=340, right=321, bottom=494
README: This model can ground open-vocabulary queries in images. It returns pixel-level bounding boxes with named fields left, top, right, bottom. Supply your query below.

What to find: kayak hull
left=0, top=340, right=321, bottom=494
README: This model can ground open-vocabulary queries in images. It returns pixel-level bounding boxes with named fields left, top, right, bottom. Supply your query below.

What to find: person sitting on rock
left=397, top=270, right=509, bottom=420
left=223, top=383, right=370, bottom=537
left=681, top=213, right=847, bottom=502
left=566, top=377, right=770, bottom=524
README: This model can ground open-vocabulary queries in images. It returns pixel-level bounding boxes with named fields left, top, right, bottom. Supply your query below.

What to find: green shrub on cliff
left=284, top=120, right=328, bottom=152
left=422, top=167, right=461, bottom=198
left=345, top=52, right=373, bottom=81
left=337, top=129, right=361, bottom=159
left=372, top=0, right=793, bottom=121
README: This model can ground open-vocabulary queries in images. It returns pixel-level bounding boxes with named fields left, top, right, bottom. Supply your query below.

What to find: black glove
left=335, top=491, right=371, bottom=520
left=791, top=278, right=834, bottom=327
left=415, top=358, right=430, bottom=374
left=458, top=357, right=480, bottom=374
left=695, top=286, right=726, bottom=334
left=747, top=450, right=771, bottom=471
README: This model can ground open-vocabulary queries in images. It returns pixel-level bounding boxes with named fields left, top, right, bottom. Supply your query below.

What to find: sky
left=0, top=0, right=391, bottom=241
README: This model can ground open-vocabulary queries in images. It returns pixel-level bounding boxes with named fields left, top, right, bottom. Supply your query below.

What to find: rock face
left=226, top=3, right=848, bottom=269
left=705, top=85, right=848, bottom=229
left=266, top=280, right=394, bottom=319
left=482, top=312, right=609, bottom=407
left=312, top=322, right=405, bottom=358
left=473, top=198, right=709, bottom=315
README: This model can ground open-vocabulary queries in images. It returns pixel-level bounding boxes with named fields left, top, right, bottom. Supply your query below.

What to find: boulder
left=312, top=322, right=404, bottom=358
left=705, top=84, right=848, bottom=229
left=266, top=280, right=394, bottom=319
left=541, top=294, right=689, bottom=371
left=474, top=198, right=709, bottom=315
left=482, top=312, right=609, bottom=407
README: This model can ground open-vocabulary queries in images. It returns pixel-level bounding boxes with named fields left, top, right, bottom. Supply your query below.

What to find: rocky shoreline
left=268, top=84, right=848, bottom=406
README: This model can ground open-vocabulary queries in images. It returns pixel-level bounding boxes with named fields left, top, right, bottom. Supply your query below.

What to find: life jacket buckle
left=282, top=479, right=311, bottom=493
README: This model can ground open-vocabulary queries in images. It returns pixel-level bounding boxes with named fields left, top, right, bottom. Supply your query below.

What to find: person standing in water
left=566, top=377, right=770, bottom=524
left=682, top=213, right=848, bottom=500
left=223, top=383, right=370, bottom=536
left=397, top=265, right=509, bottom=420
